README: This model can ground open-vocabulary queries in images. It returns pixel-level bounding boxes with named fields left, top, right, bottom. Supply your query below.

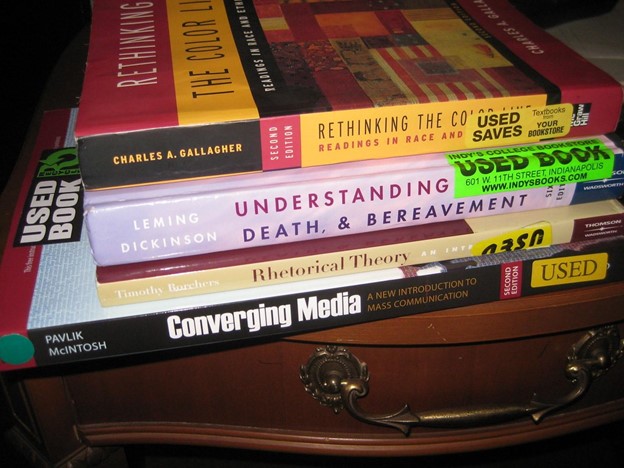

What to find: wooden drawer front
left=65, top=322, right=624, bottom=455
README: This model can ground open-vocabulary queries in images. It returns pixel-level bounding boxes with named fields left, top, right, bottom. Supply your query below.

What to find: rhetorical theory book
left=84, top=134, right=624, bottom=266
left=95, top=198, right=624, bottom=306
left=74, top=0, right=624, bottom=189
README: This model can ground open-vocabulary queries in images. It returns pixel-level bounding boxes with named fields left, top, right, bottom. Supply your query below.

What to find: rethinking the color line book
left=74, top=0, right=624, bottom=189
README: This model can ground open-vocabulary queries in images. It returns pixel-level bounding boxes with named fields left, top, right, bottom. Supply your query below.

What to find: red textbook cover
left=75, top=0, right=623, bottom=189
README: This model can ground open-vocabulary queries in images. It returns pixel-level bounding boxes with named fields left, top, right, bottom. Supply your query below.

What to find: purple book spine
left=84, top=137, right=624, bottom=266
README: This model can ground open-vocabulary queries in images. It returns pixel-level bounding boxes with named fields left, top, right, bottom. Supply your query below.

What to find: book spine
left=15, top=237, right=624, bottom=369
left=95, top=202, right=624, bottom=306
left=75, top=0, right=623, bottom=189
left=85, top=139, right=624, bottom=266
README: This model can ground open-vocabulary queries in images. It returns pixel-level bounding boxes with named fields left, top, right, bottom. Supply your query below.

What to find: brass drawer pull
left=300, top=326, right=623, bottom=435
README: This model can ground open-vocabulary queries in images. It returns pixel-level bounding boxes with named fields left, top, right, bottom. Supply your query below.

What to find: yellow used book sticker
left=465, top=104, right=573, bottom=148
left=531, top=252, right=609, bottom=287
left=472, top=222, right=552, bottom=256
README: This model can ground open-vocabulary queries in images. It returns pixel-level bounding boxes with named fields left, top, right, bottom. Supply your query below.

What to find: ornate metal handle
left=300, top=326, right=623, bottom=435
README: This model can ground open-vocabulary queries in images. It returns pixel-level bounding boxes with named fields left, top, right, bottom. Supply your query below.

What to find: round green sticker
left=0, top=334, right=35, bottom=365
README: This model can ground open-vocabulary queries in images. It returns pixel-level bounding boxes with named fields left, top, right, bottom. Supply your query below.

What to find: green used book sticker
left=446, top=138, right=615, bottom=198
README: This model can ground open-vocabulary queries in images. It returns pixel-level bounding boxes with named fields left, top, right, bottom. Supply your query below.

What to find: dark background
left=1, top=1, right=91, bottom=192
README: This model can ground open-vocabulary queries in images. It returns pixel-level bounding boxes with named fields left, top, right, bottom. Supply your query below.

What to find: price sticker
left=464, top=104, right=573, bottom=148
left=472, top=223, right=552, bottom=256
left=446, top=138, right=615, bottom=198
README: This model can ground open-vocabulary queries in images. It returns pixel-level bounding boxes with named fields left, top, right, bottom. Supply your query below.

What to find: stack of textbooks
left=2, top=0, right=624, bottom=371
